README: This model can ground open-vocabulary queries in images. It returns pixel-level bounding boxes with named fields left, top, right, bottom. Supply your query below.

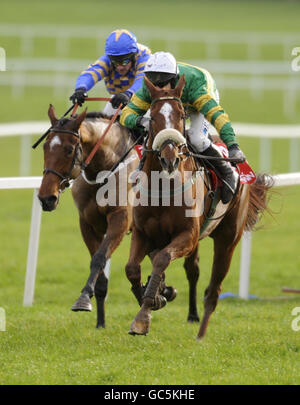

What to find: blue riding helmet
left=105, top=29, right=139, bottom=56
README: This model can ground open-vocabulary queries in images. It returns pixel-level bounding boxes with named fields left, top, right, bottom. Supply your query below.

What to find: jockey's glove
left=228, top=144, right=246, bottom=163
left=136, top=116, right=150, bottom=132
left=69, top=88, right=87, bottom=106
left=111, top=92, right=131, bottom=109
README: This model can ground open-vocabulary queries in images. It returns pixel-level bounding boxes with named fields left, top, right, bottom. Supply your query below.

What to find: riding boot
left=202, top=143, right=239, bottom=204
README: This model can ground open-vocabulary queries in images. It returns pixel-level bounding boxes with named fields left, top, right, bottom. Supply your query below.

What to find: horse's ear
left=144, top=75, right=158, bottom=97
left=74, top=108, right=87, bottom=128
left=175, top=74, right=185, bottom=97
left=48, top=104, right=58, bottom=127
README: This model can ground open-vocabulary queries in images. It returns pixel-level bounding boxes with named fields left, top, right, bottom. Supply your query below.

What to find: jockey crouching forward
left=69, top=29, right=151, bottom=116
left=120, top=51, right=246, bottom=204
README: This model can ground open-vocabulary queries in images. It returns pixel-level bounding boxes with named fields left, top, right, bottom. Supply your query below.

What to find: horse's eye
left=65, top=145, right=74, bottom=156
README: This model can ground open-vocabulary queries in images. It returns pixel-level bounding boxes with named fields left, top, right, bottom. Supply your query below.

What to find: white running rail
left=0, top=172, right=299, bottom=306
left=0, top=176, right=111, bottom=307
left=239, top=172, right=300, bottom=299
left=1, top=121, right=300, bottom=175
left=0, top=177, right=42, bottom=306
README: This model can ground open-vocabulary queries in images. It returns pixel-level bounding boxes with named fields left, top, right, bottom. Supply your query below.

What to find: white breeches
left=188, top=89, right=220, bottom=153
left=102, top=102, right=119, bottom=116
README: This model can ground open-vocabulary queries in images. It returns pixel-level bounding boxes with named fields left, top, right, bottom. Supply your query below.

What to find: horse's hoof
left=71, top=294, right=92, bottom=312
left=163, top=286, right=177, bottom=302
left=128, top=322, right=149, bottom=336
left=129, top=315, right=151, bottom=336
left=187, top=314, right=200, bottom=323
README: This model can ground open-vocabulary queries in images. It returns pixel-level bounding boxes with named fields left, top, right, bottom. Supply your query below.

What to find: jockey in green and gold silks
left=120, top=52, right=246, bottom=204
left=121, top=60, right=236, bottom=148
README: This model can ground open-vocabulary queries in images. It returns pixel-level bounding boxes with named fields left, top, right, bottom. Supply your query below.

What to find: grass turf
left=0, top=0, right=300, bottom=386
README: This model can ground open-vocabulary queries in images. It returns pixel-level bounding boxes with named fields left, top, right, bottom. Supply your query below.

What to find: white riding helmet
left=144, top=51, right=179, bottom=87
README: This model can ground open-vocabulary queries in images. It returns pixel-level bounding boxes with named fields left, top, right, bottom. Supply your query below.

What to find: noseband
left=43, top=127, right=82, bottom=191
left=147, top=96, right=187, bottom=156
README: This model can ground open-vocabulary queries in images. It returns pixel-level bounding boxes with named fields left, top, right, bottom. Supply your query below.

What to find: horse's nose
left=161, top=157, right=179, bottom=174
left=38, top=195, right=58, bottom=211
left=160, top=157, right=169, bottom=172
left=174, top=157, right=180, bottom=171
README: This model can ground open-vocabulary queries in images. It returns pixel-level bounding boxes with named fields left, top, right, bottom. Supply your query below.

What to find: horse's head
left=38, top=104, right=86, bottom=211
left=145, top=75, right=187, bottom=175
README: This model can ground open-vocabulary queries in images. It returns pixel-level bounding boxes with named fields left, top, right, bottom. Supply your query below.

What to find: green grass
left=1, top=0, right=300, bottom=32
left=0, top=0, right=300, bottom=386
left=0, top=145, right=299, bottom=385
left=1, top=300, right=299, bottom=385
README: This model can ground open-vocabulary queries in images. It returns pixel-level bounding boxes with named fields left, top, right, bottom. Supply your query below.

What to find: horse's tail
left=245, top=173, right=274, bottom=232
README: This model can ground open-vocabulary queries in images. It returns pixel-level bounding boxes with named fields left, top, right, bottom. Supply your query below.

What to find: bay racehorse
left=125, top=75, right=273, bottom=339
left=38, top=105, right=139, bottom=328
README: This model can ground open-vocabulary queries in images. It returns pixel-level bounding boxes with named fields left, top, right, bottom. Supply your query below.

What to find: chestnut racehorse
left=126, top=75, right=273, bottom=339
left=38, top=105, right=139, bottom=328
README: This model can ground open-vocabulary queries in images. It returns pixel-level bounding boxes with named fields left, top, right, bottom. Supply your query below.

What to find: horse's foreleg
left=74, top=209, right=128, bottom=327
left=125, top=227, right=149, bottom=306
left=72, top=217, right=103, bottom=313
left=130, top=231, right=196, bottom=335
left=148, top=250, right=177, bottom=304
left=94, top=266, right=109, bottom=328
left=184, top=245, right=200, bottom=323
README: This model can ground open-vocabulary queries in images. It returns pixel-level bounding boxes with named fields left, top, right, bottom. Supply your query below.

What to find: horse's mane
left=83, top=111, right=133, bottom=152
left=85, top=111, right=113, bottom=121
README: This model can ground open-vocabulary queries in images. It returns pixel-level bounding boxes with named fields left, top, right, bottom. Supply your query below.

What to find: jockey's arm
left=75, top=56, right=109, bottom=92
left=120, top=87, right=151, bottom=129
left=192, top=93, right=246, bottom=161
left=192, top=93, right=237, bottom=147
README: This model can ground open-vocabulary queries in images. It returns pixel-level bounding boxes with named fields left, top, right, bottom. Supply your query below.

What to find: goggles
left=110, top=57, right=132, bottom=67
left=145, top=72, right=176, bottom=88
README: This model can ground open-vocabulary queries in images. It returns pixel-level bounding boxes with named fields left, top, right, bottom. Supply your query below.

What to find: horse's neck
left=80, top=119, right=130, bottom=175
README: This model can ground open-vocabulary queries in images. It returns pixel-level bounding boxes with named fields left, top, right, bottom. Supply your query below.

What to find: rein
left=32, top=97, right=112, bottom=150
left=32, top=104, right=76, bottom=149
left=82, top=102, right=122, bottom=170
left=140, top=93, right=241, bottom=220
left=39, top=97, right=122, bottom=191
left=179, top=150, right=244, bottom=164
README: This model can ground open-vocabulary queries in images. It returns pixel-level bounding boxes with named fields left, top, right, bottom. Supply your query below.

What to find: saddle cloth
left=210, top=143, right=256, bottom=190
left=134, top=144, right=143, bottom=159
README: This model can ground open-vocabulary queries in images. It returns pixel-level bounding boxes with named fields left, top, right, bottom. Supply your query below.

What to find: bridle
left=146, top=96, right=188, bottom=158
left=43, top=127, right=82, bottom=191
left=149, top=96, right=187, bottom=141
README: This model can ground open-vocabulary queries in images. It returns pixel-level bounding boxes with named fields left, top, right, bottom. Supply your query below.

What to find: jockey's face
left=160, top=83, right=172, bottom=90
left=114, top=61, right=132, bottom=76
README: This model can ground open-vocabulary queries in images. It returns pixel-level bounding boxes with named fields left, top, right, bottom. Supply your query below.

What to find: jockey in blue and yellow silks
left=70, top=29, right=151, bottom=115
